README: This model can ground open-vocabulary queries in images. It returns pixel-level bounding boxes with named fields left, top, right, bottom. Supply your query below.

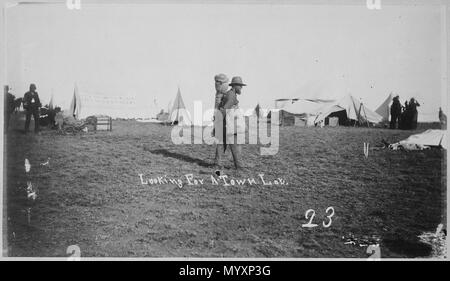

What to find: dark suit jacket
left=23, top=91, right=42, bottom=111
left=219, top=88, right=239, bottom=115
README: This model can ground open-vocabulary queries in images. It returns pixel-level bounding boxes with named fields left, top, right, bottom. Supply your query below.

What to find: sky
left=5, top=2, right=447, bottom=121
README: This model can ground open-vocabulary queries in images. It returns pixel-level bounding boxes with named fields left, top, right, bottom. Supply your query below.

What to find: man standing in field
left=215, top=76, right=246, bottom=170
left=23, top=83, right=42, bottom=134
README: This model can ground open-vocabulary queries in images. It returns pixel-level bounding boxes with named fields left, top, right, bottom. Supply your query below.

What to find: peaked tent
left=375, top=93, right=394, bottom=123
left=395, top=129, right=447, bottom=149
left=48, top=93, right=54, bottom=110
left=69, top=85, right=81, bottom=119
left=169, top=87, right=191, bottom=126
left=315, top=94, right=383, bottom=125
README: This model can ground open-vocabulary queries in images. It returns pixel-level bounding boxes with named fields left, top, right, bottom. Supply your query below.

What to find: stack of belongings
left=39, top=107, right=50, bottom=126
left=55, top=111, right=86, bottom=132
left=388, top=129, right=447, bottom=151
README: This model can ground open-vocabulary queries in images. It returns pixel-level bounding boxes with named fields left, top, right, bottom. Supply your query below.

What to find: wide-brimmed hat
left=229, top=76, right=247, bottom=86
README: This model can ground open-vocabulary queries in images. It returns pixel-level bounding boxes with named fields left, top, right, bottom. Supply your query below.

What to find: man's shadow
left=149, top=149, right=214, bottom=168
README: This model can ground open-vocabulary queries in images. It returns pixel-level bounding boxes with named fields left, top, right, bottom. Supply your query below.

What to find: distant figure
left=398, top=100, right=409, bottom=130
left=390, top=95, right=402, bottom=129
left=23, top=83, right=42, bottom=134
left=4, top=85, right=15, bottom=131
left=14, top=97, right=23, bottom=113
left=439, top=107, right=447, bottom=128
left=409, top=98, right=420, bottom=130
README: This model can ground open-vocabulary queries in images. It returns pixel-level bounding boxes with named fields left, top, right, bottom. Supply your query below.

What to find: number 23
left=302, top=207, right=335, bottom=228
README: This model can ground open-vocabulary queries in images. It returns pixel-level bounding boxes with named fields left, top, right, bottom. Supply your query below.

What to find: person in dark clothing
left=4, top=85, right=15, bottom=132
left=409, top=98, right=420, bottom=130
left=399, top=99, right=412, bottom=130
left=390, top=95, right=402, bottom=129
left=23, top=83, right=42, bottom=133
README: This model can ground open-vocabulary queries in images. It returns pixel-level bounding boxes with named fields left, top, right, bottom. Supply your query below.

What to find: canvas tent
left=314, top=94, right=383, bottom=125
left=283, top=99, right=336, bottom=116
left=69, top=85, right=139, bottom=119
left=48, top=93, right=54, bottom=110
left=169, top=87, right=191, bottom=126
left=278, top=99, right=332, bottom=126
left=375, top=93, right=394, bottom=123
left=392, top=129, right=447, bottom=150
left=270, top=99, right=335, bottom=126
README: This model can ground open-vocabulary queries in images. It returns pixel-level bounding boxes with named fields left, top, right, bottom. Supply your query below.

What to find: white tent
left=375, top=93, right=394, bottom=123
left=282, top=99, right=335, bottom=116
left=315, top=94, right=383, bottom=125
left=274, top=99, right=335, bottom=126
left=395, top=129, right=447, bottom=149
left=169, top=87, right=192, bottom=126
left=48, top=93, right=54, bottom=110
left=69, top=85, right=140, bottom=119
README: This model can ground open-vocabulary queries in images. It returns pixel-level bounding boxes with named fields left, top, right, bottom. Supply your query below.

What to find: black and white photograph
left=0, top=0, right=448, bottom=262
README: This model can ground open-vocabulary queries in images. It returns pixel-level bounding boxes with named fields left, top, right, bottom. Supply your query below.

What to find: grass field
left=3, top=113, right=446, bottom=258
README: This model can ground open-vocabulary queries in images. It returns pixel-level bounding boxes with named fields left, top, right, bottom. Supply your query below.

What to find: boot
left=214, top=144, right=223, bottom=168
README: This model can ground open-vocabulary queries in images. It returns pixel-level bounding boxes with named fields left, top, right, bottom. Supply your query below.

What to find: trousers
left=25, top=109, right=40, bottom=132
left=390, top=114, right=399, bottom=129
left=214, top=135, right=243, bottom=169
